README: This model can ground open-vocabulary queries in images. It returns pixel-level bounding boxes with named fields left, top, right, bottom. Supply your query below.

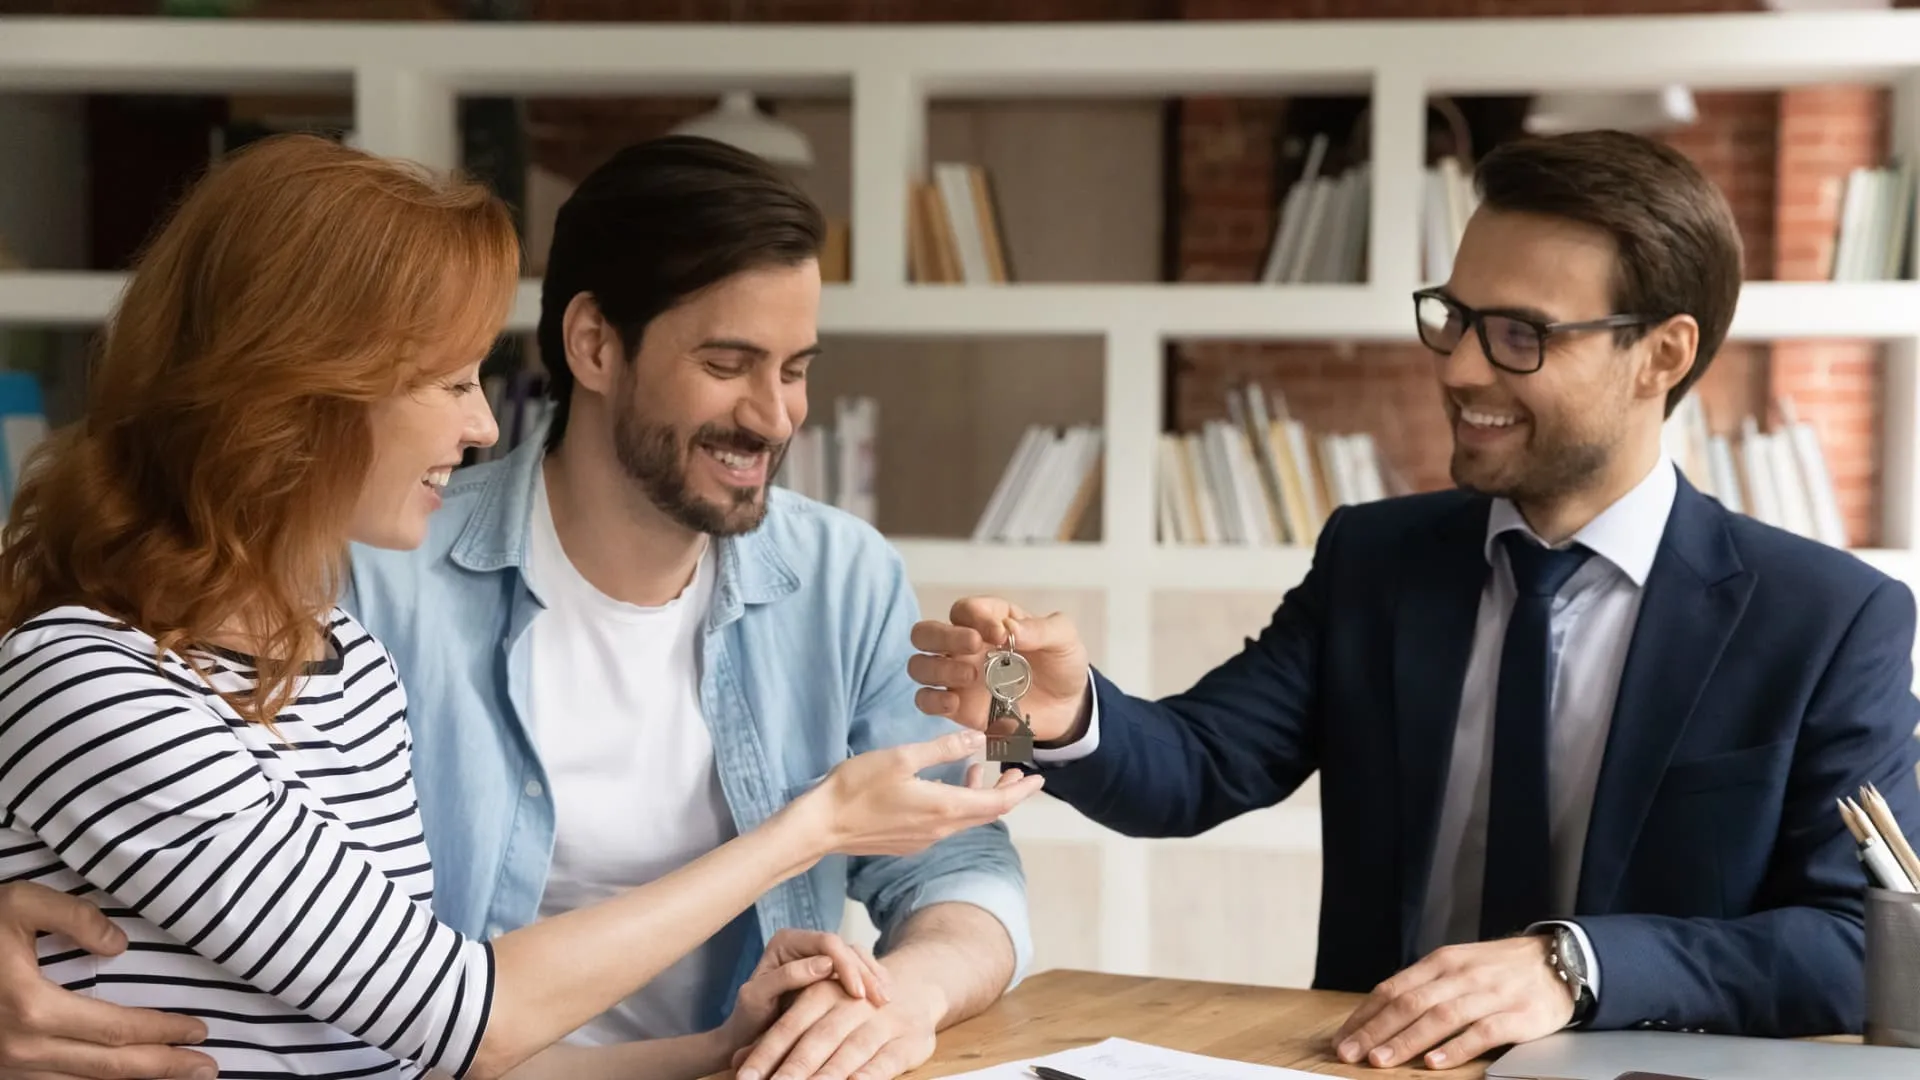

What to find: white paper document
left=934, top=1036, right=1326, bottom=1080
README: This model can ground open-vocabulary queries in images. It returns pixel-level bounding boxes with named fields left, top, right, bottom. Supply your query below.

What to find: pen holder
left=1865, top=886, right=1920, bottom=1048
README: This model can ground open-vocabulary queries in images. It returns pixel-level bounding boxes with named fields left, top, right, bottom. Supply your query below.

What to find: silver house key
left=983, top=633, right=1035, bottom=764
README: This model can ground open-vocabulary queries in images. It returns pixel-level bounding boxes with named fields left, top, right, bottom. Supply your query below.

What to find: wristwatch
left=1545, top=925, right=1595, bottom=1025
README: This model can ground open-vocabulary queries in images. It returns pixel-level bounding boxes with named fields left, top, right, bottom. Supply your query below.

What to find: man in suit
left=907, top=128, right=1920, bottom=1070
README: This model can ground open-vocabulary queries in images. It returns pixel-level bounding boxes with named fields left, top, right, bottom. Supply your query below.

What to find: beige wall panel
left=1151, top=590, right=1318, bottom=807
left=1012, top=838, right=1106, bottom=977
left=1149, top=847, right=1322, bottom=989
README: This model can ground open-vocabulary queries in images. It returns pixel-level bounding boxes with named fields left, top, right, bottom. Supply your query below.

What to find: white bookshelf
left=8, top=11, right=1920, bottom=986
left=17, top=274, right=1920, bottom=341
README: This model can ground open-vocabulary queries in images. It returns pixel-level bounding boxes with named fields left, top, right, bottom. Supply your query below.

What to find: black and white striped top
left=0, top=606, right=494, bottom=1079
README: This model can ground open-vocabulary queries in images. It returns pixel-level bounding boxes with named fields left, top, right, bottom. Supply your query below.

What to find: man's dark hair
left=1473, top=129, right=1744, bottom=416
left=536, top=134, right=825, bottom=449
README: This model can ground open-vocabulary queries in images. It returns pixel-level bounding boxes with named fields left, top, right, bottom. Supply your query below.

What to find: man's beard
left=613, top=410, right=786, bottom=536
left=1450, top=421, right=1611, bottom=506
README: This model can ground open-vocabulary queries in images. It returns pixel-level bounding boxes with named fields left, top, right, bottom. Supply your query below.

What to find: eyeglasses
left=1412, top=287, right=1659, bottom=375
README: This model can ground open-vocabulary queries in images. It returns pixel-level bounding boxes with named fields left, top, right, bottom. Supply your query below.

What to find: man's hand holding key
left=908, top=598, right=1094, bottom=747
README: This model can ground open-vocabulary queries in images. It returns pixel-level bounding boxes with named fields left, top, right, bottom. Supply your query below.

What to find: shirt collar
left=1482, top=453, right=1677, bottom=588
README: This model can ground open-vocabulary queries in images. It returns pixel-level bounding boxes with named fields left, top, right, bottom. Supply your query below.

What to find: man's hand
left=730, top=974, right=941, bottom=1080
left=908, top=597, right=1092, bottom=744
left=0, top=882, right=216, bottom=1079
left=1331, top=935, right=1574, bottom=1071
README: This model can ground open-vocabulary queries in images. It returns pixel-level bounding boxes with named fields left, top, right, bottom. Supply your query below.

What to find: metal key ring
left=985, top=646, right=1032, bottom=702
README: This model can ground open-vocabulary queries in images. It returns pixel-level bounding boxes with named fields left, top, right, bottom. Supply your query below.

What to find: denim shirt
left=340, top=432, right=1031, bottom=1025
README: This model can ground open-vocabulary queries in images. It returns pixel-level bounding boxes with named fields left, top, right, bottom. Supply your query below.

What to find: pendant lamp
left=670, top=90, right=814, bottom=170
left=1523, top=85, right=1698, bottom=136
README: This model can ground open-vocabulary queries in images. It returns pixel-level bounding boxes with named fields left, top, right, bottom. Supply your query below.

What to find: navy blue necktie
left=1480, top=531, right=1593, bottom=941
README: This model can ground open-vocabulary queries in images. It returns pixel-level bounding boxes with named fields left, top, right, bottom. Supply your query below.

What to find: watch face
left=1557, top=929, right=1587, bottom=981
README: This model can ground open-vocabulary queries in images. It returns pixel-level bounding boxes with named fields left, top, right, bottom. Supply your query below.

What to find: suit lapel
left=1576, top=477, right=1754, bottom=913
left=1393, top=495, right=1494, bottom=962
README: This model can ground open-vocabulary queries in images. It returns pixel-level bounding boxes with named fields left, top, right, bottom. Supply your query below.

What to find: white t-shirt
left=525, top=467, right=747, bottom=1045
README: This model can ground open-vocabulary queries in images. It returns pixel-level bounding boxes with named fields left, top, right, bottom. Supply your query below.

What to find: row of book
left=1421, top=154, right=1479, bottom=285
left=907, top=145, right=1896, bottom=288
left=909, top=161, right=1013, bottom=284
left=971, top=423, right=1103, bottom=543
left=1257, top=139, right=1485, bottom=287
left=1830, top=160, right=1915, bottom=281
left=1665, top=393, right=1848, bottom=548
left=770, top=396, right=878, bottom=526
left=1258, top=133, right=1372, bottom=286
left=1158, top=382, right=1403, bottom=547
left=1155, top=381, right=1853, bottom=551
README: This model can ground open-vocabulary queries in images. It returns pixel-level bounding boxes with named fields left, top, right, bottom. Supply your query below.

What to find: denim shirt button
left=523, top=779, right=543, bottom=799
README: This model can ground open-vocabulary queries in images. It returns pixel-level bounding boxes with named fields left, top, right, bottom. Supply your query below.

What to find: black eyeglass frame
left=1411, top=287, right=1663, bottom=375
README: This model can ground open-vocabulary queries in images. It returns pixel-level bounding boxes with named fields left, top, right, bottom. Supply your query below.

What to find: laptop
left=1485, top=1029, right=1920, bottom=1080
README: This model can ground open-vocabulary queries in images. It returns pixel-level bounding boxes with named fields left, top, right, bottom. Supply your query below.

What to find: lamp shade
left=670, top=90, right=814, bottom=170
left=1524, top=85, right=1698, bottom=136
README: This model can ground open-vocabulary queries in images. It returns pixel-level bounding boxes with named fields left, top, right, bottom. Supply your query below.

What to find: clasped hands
left=1330, top=934, right=1576, bottom=1071
left=721, top=930, right=939, bottom=1080
left=740, top=890, right=1580, bottom=1077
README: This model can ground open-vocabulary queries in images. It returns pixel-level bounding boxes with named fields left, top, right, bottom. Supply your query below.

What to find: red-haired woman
left=0, top=134, right=1039, bottom=1080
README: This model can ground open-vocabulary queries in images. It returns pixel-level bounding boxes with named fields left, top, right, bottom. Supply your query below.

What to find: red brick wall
left=1772, top=85, right=1889, bottom=546
left=1661, top=91, right=1773, bottom=510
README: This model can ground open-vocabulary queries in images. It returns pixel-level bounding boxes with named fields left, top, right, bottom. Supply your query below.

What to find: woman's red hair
left=0, top=133, right=519, bottom=726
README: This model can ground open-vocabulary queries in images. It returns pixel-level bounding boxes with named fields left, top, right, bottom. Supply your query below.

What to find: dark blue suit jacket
left=1042, top=471, right=1920, bottom=1036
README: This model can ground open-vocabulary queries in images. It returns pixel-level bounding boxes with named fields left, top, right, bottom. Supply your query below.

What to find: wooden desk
left=911, top=969, right=1485, bottom=1079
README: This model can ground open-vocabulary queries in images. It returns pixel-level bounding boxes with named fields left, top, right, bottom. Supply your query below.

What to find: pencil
left=1861, top=784, right=1920, bottom=890
left=1843, top=795, right=1920, bottom=893
left=1840, top=798, right=1866, bottom=844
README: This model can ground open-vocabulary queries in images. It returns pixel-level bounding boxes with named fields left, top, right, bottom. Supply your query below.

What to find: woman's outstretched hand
left=791, top=730, right=1044, bottom=857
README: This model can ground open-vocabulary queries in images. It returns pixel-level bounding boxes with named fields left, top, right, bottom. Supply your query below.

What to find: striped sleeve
left=0, top=623, right=494, bottom=1077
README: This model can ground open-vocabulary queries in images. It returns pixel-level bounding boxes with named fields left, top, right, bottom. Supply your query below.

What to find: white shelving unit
left=18, top=274, right=1920, bottom=340
left=8, top=11, right=1920, bottom=984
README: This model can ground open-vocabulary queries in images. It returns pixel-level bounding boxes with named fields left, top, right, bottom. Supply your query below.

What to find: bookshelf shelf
left=1008, top=792, right=1321, bottom=852
left=1147, top=545, right=1322, bottom=592
left=0, top=272, right=127, bottom=327
left=9, top=15, right=1920, bottom=96
left=892, top=538, right=1323, bottom=591
left=19, top=274, right=1920, bottom=343
left=845, top=284, right=1400, bottom=339
left=1728, top=281, right=1920, bottom=340
left=889, top=542, right=1920, bottom=597
left=892, top=538, right=1110, bottom=589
